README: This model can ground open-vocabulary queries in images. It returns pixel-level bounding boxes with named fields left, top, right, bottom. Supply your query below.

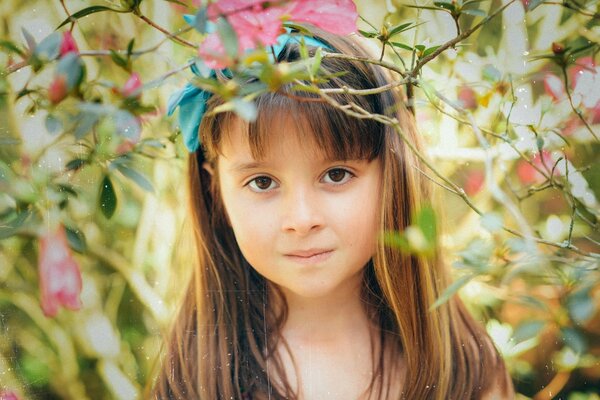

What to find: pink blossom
left=0, top=391, right=19, bottom=400
left=48, top=75, right=68, bottom=104
left=59, top=31, right=79, bottom=57
left=38, top=225, right=82, bottom=318
left=543, top=73, right=565, bottom=101
left=122, top=73, right=142, bottom=98
left=457, top=86, right=477, bottom=110
left=464, top=170, right=484, bottom=196
left=200, top=0, right=285, bottom=68
left=516, top=151, right=559, bottom=185
left=568, top=56, right=595, bottom=86
left=287, top=0, right=358, bottom=35
left=198, top=0, right=358, bottom=68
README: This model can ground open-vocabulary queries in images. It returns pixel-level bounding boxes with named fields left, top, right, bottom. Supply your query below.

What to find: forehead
left=220, top=116, right=327, bottom=162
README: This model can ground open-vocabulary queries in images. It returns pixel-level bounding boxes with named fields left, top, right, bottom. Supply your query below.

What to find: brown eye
left=324, top=168, right=352, bottom=184
left=248, top=176, right=276, bottom=192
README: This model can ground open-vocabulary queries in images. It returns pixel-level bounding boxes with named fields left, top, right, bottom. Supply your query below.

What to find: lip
left=284, top=249, right=334, bottom=264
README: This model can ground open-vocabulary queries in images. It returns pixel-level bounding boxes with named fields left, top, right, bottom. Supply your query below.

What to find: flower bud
left=122, top=72, right=142, bottom=98
left=59, top=31, right=79, bottom=57
left=552, top=42, right=565, bottom=55
left=48, top=75, right=69, bottom=104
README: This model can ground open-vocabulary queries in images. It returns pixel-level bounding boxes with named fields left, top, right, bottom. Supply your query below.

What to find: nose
left=280, top=186, right=324, bottom=235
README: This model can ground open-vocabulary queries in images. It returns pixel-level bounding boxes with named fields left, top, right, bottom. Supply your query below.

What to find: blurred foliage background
left=0, top=0, right=599, bottom=399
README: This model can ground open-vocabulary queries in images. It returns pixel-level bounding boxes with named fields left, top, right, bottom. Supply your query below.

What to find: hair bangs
left=224, top=87, right=384, bottom=162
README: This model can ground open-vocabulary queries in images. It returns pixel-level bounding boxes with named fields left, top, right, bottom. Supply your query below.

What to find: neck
left=274, top=273, right=372, bottom=345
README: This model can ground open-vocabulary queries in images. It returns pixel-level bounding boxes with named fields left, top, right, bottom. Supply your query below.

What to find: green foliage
left=0, top=0, right=599, bottom=399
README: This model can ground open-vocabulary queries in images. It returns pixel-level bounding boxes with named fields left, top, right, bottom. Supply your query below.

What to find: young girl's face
left=216, top=118, right=383, bottom=300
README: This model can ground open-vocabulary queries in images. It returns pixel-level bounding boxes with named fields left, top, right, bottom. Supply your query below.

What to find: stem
left=136, top=14, right=197, bottom=48
left=411, top=0, right=516, bottom=78
left=560, top=66, right=599, bottom=142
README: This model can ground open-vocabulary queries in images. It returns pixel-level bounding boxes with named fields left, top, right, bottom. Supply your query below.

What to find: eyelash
left=245, top=168, right=355, bottom=193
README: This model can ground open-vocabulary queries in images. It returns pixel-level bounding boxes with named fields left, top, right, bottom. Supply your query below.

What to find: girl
left=153, top=27, right=514, bottom=400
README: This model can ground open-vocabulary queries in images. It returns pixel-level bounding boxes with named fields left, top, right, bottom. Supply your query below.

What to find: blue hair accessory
left=167, top=28, right=331, bottom=153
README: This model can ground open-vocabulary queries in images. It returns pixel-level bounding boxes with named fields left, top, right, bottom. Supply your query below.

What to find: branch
left=411, top=0, right=517, bottom=78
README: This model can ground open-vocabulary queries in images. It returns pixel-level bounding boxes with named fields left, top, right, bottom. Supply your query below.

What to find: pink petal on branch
left=464, top=170, right=484, bottom=196
left=568, top=56, right=595, bottom=87
left=59, top=31, right=79, bottom=57
left=457, top=86, right=477, bottom=110
left=228, top=6, right=286, bottom=48
left=0, top=391, right=19, bottom=400
left=543, top=73, right=565, bottom=101
left=287, top=0, right=358, bottom=35
left=38, top=225, right=83, bottom=318
left=48, top=75, right=69, bottom=104
left=122, top=72, right=142, bottom=98
left=198, top=32, right=234, bottom=69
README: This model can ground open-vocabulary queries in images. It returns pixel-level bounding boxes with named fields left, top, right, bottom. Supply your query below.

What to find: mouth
left=284, top=249, right=334, bottom=264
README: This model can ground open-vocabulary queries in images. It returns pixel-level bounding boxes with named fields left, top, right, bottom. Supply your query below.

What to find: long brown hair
left=152, top=28, right=513, bottom=399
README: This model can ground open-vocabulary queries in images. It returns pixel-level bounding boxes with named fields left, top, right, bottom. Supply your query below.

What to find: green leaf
left=482, top=64, right=501, bottom=82
left=65, top=158, right=87, bottom=171
left=127, top=39, right=135, bottom=56
left=0, top=209, right=32, bottom=239
left=390, top=42, right=413, bottom=51
left=526, top=0, right=544, bottom=11
left=45, top=114, right=63, bottom=135
left=567, top=288, right=596, bottom=325
left=110, top=49, right=129, bottom=70
left=115, top=163, right=154, bottom=193
left=57, top=6, right=123, bottom=29
left=232, top=97, right=257, bottom=122
left=431, top=274, right=474, bottom=310
left=561, top=327, right=587, bottom=354
left=422, top=46, right=441, bottom=58
left=358, top=29, right=378, bottom=38
left=74, top=112, right=100, bottom=139
left=113, top=110, right=141, bottom=140
left=34, top=32, right=61, bottom=61
left=388, top=22, right=415, bottom=38
left=99, top=174, right=117, bottom=219
left=311, top=47, right=323, bottom=77
left=461, top=8, right=486, bottom=17
left=216, top=17, right=238, bottom=60
left=21, top=28, right=37, bottom=52
left=193, top=7, right=208, bottom=34
left=56, top=52, right=84, bottom=90
left=513, top=320, right=546, bottom=342
left=382, top=231, right=409, bottom=251
left=65, top=226, right=87, bottom=253
left=415, top=206, right=436, bottom=244
left=0, top=40, right=25, bottom=57
left=433, top=1, right=456, bottom=11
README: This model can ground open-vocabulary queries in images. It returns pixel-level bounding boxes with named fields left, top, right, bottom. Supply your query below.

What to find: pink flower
left=59, top=31, right=79, bottom=57
left=457, top=86, right=477, bottom=110
left=543, top=73, right=565, bottom=101
left=516, top=151, right=559, bottom=185
left=0, top=391, right=19, bottom=400
left=122, top=73, right=142, bottom=98
left=48, top=75, right=68, bottom=104
left=464, top=170, right=484, bottom=196
left=287, top=0, right=358, bottom=35
left=198, top=0, right=358, bottom=68
left=201, top=0, right=285, bottom=68
left=38, top=225, right=82, bottom=318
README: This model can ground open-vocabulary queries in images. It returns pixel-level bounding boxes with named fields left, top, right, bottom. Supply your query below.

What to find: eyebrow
left=229, top=161, right=265, bottom=172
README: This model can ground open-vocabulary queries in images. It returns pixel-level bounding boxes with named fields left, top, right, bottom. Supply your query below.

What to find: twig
left=136, top=14, right=197, bottom=49
left=560, top=66, right=599, bottom=141
left=411, top=0, right=517, bottom=78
